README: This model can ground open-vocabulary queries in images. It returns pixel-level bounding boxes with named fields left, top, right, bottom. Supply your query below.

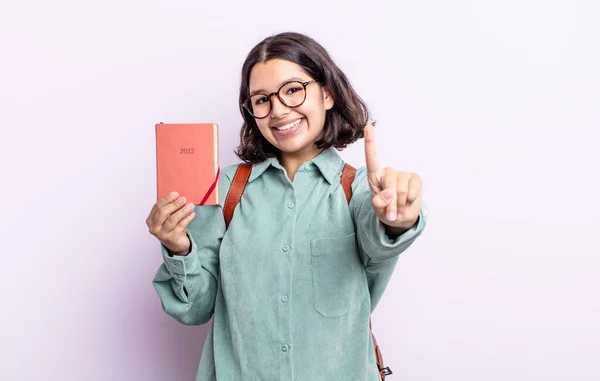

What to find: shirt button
left=304, top=164, right=310, bottom=170
left=282, top=245, right=291, bottom=252
left=281, top=295, right=288, bottom=303
left=281, top=345, right=289, bottom=352
left=287, top=203, right=295, bottom=209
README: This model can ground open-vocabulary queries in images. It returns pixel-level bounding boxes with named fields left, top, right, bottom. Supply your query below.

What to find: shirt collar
left=248, top=147, right=345, bottom=184
left=248, top=156, right=278, bottom=182
left=311, top=147, right=345, bottom=184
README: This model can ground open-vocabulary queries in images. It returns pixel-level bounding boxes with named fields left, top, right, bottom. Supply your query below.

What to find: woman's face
left=248, top=59, right=334, bottom=160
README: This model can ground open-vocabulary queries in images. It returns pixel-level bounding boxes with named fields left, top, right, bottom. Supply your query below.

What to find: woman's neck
left=279, top=148, right=324, bottom=182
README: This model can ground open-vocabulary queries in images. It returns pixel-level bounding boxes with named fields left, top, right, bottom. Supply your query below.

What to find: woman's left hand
left=364, top=123, right=423, bottom=231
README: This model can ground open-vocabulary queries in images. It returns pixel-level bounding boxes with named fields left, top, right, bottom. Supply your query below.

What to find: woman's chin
left=277, top=141, right=321, bottom=158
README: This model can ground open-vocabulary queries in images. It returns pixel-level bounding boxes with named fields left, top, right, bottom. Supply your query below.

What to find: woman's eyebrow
left=249, top=77, right=307, bottom=96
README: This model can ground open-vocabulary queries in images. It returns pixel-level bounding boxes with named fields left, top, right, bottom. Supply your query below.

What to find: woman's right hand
left=146, top=192, right=196, bottom=256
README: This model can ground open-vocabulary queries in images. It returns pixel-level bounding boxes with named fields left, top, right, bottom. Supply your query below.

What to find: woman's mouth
left=272, top=118, right=304, bottom=135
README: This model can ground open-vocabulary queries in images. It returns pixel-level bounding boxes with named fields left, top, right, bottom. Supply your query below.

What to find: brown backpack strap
left=341, top=164, right=357, bottom=204
left=370, top=320, right=392, bottom=379
left=223, top=164, right=252, bottom=228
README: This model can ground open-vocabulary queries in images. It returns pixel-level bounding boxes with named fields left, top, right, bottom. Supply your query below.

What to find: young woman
left=147, top=32, right=428, bottom=381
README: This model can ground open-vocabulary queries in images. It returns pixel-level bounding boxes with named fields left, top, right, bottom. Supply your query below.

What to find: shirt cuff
left=379, top=203, right=428, bottom=246
left=369, top=202, right=429, bottom=263
left=160, top=232, right=199, bottom=301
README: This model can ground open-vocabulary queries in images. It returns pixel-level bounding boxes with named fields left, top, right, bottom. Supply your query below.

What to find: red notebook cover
left=155, top=122, right=220, bottom=206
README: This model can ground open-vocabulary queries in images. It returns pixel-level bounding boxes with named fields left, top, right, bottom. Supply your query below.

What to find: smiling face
left=248, top=59, right=334, bottom=162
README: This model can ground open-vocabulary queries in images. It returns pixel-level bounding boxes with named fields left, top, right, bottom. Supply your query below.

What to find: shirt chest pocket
left=310, top=233, right=364, bottom=317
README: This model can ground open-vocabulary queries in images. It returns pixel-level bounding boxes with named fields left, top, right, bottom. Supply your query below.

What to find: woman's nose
left=269, top=96, right=291, bottom=118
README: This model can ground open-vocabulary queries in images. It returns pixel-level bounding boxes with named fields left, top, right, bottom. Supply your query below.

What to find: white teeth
left=275, top=119, right=302, bottom=131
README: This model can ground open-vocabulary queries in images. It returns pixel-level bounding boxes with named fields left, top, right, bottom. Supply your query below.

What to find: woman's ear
left=322, top=86, right=335, bottom=111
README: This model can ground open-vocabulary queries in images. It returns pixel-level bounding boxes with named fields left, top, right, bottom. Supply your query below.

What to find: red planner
left=155, top=122, right=220, bottom=205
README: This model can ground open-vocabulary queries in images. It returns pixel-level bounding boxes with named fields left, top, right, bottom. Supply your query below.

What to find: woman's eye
left=286, top=87, right=302, bottom=95
left=254, top=96, right=268, bottom=105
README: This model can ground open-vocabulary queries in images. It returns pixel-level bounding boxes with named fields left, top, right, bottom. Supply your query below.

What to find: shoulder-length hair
left=235, top=32, right=371, bottom=163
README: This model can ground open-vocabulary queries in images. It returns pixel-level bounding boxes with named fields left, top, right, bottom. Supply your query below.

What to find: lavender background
left=1, top=0, right=599, bottom=380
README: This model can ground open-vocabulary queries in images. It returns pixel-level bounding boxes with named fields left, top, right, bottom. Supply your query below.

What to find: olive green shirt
left=153, top=147, right=428, bottom=381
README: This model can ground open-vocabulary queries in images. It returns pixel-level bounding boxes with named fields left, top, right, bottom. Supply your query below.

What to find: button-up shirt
left=153, top=148, right=428, bottom=381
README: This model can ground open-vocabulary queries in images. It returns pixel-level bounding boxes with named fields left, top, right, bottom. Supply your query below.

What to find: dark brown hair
left=235, top=32, right=371, bottom=163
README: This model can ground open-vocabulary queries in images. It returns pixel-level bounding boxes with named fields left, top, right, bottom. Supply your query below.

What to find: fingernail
left=382, top=191, right=392, bottom=201
left=397, top=213, right=403, bottom=220
left=178, top=197, right=185, bottom=204
left=387, top=212, right=396, bottom=221
left=171, top=191, right=178, bottom=198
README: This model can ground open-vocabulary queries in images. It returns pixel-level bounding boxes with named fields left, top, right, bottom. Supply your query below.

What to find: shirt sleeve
left=350, top=166, right=429, bottom=266
left=151, top=169, right=232, bottom=326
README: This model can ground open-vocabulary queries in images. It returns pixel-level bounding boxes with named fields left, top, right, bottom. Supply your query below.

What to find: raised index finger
left=364, top=123, right=380, bottom=175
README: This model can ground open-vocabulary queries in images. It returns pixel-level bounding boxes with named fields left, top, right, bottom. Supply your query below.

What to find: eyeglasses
left=242, top=79, right=318, bottom=119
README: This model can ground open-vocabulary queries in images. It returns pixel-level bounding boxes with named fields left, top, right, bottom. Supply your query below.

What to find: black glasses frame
left=242, top=79, right=318, bottom=119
